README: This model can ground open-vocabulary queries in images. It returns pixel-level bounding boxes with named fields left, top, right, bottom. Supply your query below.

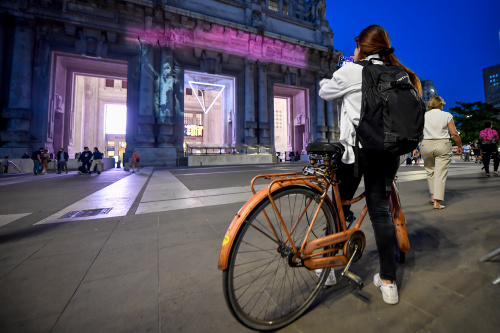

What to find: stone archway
left=273, top=85, right=310, bottom=159
left=49, top=52, right=127, bottom=157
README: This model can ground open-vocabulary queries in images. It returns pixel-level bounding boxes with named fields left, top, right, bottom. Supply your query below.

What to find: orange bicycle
left=218, top=142, right=410, bottom=331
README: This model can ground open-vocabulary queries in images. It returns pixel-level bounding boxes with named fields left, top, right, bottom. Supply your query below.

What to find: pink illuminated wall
left=128, top=23, right=309, bottom=68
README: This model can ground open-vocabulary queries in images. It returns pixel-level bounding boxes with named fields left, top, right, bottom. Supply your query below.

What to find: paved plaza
left=0, top=158, right=499, bottom=332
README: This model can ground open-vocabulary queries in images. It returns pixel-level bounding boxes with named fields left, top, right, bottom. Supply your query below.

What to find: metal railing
left=185, top=144, right=272, bottom=156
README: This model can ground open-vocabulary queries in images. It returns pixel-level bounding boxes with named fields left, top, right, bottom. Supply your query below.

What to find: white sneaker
left=373, top=273, right=399, bottom=304
left=315, top=269, right=337, bottom=286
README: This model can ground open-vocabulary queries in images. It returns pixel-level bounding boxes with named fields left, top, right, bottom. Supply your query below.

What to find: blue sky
left=325, top=0, right=500, bottom=109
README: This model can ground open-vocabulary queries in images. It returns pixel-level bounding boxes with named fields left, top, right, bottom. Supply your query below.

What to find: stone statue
left=318, top=0, right=326, bottom=20
left=310, top=0, right=326, bottom=22
left=251, top=10, right=264, bottom=34
left=55, top=94, right=63, bottom=112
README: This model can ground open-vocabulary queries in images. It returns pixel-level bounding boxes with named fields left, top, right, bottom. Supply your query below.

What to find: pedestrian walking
left=420, top=96, right=462, bottom=210
left=31, top=147, right=43, bottom=175
left=131, top=150, right=140, bottom=173
left=89, top=147, right=103, bottom=175
left=41, top=148, right=50, bottom=174
left=2, top=156, right=9, bottom=174
left=471, top=139, right=482, bottom=163
left=56, top=148, right=69, bottom=174
left=463, top=143, right=471, bottom=162
left=479, top=121, right=499, bottom=177
left=412, top=148, right=421, bottom=165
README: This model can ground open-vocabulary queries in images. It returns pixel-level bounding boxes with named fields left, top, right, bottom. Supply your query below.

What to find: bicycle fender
left=391, top=183, right=410, bottom=252
left=218, top=180, right=332, bottom=271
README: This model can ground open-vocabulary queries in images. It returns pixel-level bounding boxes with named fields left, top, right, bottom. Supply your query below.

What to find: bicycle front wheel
left=223, top=186, right=338, bottom=330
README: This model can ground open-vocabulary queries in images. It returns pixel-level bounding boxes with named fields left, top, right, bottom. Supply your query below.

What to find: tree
left=449, top=102, right=500, bottom=144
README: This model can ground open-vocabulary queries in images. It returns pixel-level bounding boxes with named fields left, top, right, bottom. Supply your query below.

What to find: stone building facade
left=483, top=64, right=500, bottom=108
left=0, top=0, right=342, bottom=165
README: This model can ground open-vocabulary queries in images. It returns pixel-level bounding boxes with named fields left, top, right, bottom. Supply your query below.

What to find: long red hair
left=355, top=25, right=422, bottom=96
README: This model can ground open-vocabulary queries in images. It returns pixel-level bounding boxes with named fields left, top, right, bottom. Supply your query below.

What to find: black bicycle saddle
left=306, top=142, right=345, bottom=156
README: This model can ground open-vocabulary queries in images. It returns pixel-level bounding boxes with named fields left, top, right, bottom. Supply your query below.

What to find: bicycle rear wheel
left=223, top=186, right=338, bottom=330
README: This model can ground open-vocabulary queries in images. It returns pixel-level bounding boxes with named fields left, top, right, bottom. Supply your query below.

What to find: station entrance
left=273, top=85, right=309, bottom=161
left=49, top=52, right=128, bottom=160
left=183, top=71, right=236, bottom=151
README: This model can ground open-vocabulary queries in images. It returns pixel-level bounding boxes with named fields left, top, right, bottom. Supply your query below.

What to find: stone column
left=33, top=26, right=52, bottom=151
left=258, top=62, right=269, bottom=145
left=137, top=42, right=155, bottom=145
left=244, top=59, right=257, bottom=145
left=172, top=58, right=184, bottom=155
left=1, top=22, right=34, bottom=146
left=125, top=55, right=140, bottom=150
left=0, top=19, right=4, bottom=110
left=315, top=74, right=327, bottom=142
left=124, top=55, right=140, bottom=169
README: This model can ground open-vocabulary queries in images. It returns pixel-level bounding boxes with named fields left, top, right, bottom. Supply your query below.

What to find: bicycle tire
left=223, top=186, right=338, bottom=331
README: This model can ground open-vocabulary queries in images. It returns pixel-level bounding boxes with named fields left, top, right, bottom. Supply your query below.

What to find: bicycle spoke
left=224, top=187, right=338, bottom=330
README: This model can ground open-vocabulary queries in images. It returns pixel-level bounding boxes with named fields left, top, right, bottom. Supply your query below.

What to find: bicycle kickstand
left=341, top=244, right=364, bottom=289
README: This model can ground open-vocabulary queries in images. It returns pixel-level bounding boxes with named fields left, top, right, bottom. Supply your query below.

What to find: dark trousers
left=57, top=161, right=67, bottom=173
left=482, top=143, right=499, bottom=174
left=33, top=160, right=42, bottom=174
left=336, top=150, right=400, bottom=281
left=80, top=161, right=91, bottom=173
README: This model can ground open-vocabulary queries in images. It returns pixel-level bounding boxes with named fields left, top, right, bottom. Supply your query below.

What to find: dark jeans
left=482, top=143, right=499, bottom=174
left=79, top=161, right=91, bottom=173
left=33, top=160, right=42, bottom=174
left=336, top=150, right=400, bottom=281
left=57, top=161, right=67, bottom=173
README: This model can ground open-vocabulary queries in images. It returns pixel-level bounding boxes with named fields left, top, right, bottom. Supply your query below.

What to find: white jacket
left=319, top=54, right=383, bottom=164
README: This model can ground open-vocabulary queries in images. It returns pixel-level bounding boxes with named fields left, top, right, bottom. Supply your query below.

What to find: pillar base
left=128, top=147, right=178, bottom=167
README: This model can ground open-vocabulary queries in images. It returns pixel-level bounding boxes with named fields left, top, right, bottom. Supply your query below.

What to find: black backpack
left=356, top=59, right=426, bottom=156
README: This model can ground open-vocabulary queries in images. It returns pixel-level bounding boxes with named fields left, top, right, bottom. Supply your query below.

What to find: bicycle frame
left=218, top=164, right=410, bottom=271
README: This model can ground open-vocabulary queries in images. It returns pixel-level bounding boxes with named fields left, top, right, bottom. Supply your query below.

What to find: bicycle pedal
left=342, top=271, right=364, bottom=290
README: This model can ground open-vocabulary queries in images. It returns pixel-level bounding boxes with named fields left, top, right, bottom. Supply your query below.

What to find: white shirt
left=318, top=54, right=383, bottom=164
left=423, top=109, right=453, bottom=140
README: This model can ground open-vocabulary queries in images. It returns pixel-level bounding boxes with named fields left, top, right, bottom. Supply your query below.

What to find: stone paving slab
left=0, top=161, right=498, bottom=332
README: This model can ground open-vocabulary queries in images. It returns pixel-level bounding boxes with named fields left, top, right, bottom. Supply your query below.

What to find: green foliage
left=449, top=102, right=500, bottom=144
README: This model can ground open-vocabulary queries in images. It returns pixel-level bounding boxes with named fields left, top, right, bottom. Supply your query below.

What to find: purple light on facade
left=127, top=24, right=309, bottom=68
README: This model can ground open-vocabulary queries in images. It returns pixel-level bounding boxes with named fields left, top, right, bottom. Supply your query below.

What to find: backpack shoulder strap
left=355, top=58, right=383, bottom=66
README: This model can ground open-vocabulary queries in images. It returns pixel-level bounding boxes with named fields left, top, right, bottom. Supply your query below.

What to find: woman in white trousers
left=420, top=96, right=462, bottom=210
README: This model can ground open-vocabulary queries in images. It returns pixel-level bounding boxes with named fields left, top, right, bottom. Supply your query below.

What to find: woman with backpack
left=318, top=25, right=422, bottom=305
left=420, top=96, right=462, bottom=210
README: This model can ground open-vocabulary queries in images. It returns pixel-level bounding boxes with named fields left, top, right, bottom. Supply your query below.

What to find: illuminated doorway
left=183, top=71, right=235, bottom=150
left=49, top=52, right=127, bottom=158
left=105, top=104, right=127, bottom=165
left=274, top=85, right=309, bottom=160
left=72, top=75, right=127, bottom=158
